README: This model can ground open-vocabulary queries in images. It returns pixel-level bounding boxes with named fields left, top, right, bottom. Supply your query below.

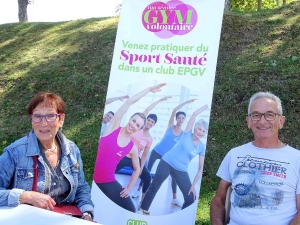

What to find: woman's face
left=176, top=114, right=185, bottom=125
left=193, top=124, right=206, bottom=140
left=145, top=117, right=156, bottom=130
left=126, top=114, right=145, bottom=133
left=31, top=103, right=65, bottom=144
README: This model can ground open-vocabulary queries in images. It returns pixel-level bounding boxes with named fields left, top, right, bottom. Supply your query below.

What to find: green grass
left=0, top=1, right=300, bottom=224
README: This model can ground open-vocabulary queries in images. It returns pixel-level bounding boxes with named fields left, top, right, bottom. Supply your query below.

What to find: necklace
left=44, top=145, right=57, bottom=152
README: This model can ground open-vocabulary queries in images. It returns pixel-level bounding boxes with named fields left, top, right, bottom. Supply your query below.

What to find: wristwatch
left=82, top=211, right=92, bottom=219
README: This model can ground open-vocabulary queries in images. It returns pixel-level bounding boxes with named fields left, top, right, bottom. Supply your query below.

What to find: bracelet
left=18, top=190, right=25, bottom=204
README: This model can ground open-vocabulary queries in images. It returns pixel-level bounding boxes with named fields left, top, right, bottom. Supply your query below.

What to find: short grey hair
left=248, top=92, right=283, bottom=115
left=194, top=119, right=209, bottom=131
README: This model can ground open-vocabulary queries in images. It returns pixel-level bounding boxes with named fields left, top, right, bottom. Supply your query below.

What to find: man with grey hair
left=210, top=92, right=300, bottom=225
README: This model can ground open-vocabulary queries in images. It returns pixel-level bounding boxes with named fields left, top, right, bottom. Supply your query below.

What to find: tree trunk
left=18, top=0, right=28, bottom=22
left=257, top=0, right=262, bottom=10
left=224, top=0, right=231, bottom=10
left=283, top=0, right=286, bottom=6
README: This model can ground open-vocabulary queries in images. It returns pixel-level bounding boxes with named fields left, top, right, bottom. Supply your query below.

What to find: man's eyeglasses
left=248, top=112, right=281, bottom=121
left=30, top=114, right=61, bottom=123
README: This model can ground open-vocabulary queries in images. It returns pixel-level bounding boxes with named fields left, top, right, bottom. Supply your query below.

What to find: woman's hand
left=160, top=96, right=172, bottom=101
left=20, top=191, right=56, bottom=210
left=120, top=187, right=131, bottom=198
left=119, top=95, right=129, bottom=101
left=187, top=99, right=197, bottom=103
left=82, top=215, right=93, bottom=221
left=149, top=83, right=167, bottom=93
left=188, top=185, right=197, bottom=200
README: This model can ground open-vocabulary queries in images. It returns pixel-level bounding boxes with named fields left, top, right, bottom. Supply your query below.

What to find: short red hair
left=27, top=92, right=65, bottom=115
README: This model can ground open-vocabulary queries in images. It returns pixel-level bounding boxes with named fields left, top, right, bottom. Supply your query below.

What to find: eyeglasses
left=30, top=114, right=61, bottom=123
left=248, top=112, right=281, bottom=121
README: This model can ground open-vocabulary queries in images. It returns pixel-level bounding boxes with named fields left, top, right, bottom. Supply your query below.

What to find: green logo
left=127, top=219, right=148, bottom=225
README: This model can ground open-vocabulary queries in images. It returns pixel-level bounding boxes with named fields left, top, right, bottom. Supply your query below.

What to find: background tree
left=258, top=0, right=262, bottom=10
left=115, top=3, right=122, bottom=16
left=231, top=0, right=295, bottom=11
left=18, top=0, right=33, bottom=22
left=224, top=0, right=231, bottom=10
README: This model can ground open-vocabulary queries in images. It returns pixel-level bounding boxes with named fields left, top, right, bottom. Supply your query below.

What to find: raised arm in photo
left=105, top=95, right=129, bottom=105
left=104, top=83, right=166, bottom=136
left=167, top=99, right=197, bottom=129
left=142, top=96, right=171, bottom=116
left=185, top=105, right=208, bottom=133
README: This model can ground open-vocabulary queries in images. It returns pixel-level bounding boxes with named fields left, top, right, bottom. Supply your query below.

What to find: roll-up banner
left=91, top=0, right=225, bottom=224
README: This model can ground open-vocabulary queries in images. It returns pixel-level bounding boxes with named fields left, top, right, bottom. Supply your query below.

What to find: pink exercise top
left=93, top=127, right=134, bottom=183
left=130, top=129, right=153, bottom=157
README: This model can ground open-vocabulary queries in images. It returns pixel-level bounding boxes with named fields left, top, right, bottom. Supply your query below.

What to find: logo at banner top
left=142, top=0, right=198, bottom=39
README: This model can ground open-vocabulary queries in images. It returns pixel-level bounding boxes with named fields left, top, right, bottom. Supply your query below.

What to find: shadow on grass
left=0, top=18, right=119, bottom=163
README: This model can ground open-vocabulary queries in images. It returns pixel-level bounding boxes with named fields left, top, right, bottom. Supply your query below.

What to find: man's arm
left=210, top=179, right=231, bottom=225
left=289, top=195, right=300, bottom=225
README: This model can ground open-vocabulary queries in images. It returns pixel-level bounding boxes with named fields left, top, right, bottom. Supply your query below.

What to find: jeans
left=0, top=130, right=94, bottom=214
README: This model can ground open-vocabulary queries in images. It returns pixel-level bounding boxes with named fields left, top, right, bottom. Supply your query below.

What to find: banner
left=91, top=0, right=225, bottom=224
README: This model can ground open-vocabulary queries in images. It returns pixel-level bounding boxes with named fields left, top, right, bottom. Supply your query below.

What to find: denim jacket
left=0, top=130, right=94, bottom=214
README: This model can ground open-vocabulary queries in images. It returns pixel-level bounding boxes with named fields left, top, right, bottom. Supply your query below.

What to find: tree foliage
left=231, top=0, right=295, bottom=11
left=224, top=0, right=231, bottom=10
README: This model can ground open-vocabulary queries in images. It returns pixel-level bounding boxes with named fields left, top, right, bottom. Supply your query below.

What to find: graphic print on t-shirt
left=232, top=155, right=289, bottom=210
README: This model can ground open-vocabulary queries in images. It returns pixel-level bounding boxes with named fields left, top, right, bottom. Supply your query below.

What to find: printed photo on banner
left=93, top=81, right=210, bottom=216
left=91, top=0, right=225, bottom=224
